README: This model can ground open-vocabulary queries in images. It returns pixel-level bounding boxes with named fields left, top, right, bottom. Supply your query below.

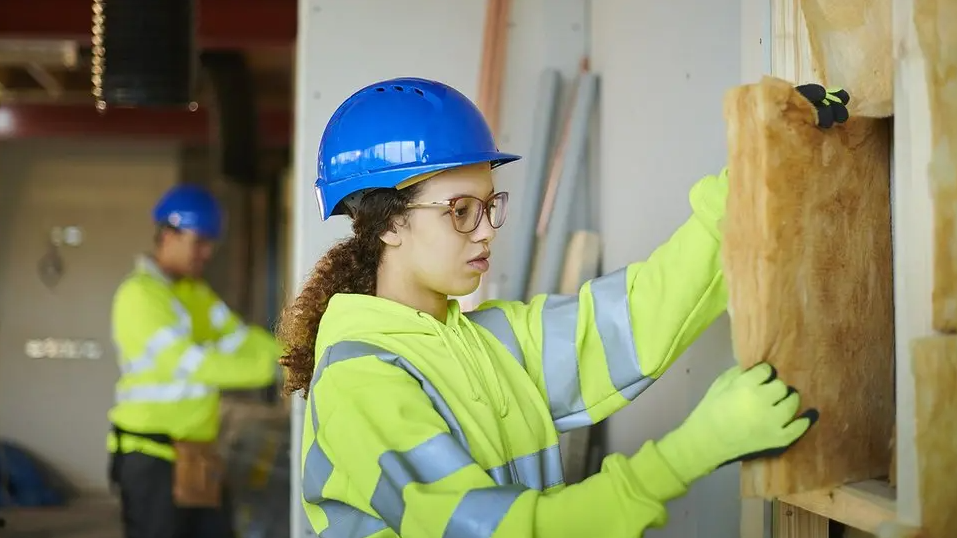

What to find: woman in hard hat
left=278, top=78, right=841, bottom=538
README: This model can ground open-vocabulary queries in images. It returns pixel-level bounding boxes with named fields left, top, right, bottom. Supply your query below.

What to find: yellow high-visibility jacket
left=107, top=255, right=281, bottom=461
left=302, top=169, right=729, bottom=538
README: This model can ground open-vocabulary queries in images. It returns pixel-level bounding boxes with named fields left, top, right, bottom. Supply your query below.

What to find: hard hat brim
left=315, top=151, right=521, bottom=221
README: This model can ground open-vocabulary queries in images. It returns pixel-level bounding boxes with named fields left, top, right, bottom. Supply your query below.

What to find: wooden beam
left=0, top=0, right=296, bottom=49
left=771, top=0, right=815, bottom=84
left=780, top=480, right=898, bottom=534
left=0, top=103, right=290, bottom=146
left=891, top=0, right=944, bottom=527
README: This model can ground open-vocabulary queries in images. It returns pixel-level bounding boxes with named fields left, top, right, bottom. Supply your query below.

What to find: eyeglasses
left=406, top=191, right=509, bottom=234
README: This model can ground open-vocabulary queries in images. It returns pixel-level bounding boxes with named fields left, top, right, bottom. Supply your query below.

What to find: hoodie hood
left=316, top=293, right=510, bottom=417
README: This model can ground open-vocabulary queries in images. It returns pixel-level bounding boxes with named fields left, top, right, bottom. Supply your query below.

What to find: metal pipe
left=503, top=69, right=561, bottom=301
left=528, top=71, right=598, bottom=297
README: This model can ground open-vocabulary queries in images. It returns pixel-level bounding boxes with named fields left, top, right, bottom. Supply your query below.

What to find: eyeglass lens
left=451, top=192, right=509, bottom=233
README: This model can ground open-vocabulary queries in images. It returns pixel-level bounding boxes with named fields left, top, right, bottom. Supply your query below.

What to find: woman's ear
left=379, top=216, right=406, bottom=247
left=380, top=228, right=401, bottom=247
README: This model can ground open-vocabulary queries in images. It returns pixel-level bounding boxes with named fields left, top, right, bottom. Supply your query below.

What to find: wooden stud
left=775, top=501, right=830, bottom=538
left=891, top=0, right=943, bottom=526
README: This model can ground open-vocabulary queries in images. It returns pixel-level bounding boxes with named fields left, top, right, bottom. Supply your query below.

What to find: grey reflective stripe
left=540, top=267, right=653, bottom=432
left=541, top=294, right=588, bottom=431
left=442, top=486, right=525, bottom=538
left=120, top=324, right=190, bottom=375
left=209, top=301, right=231, bottom=330
left=301, top=340, right=557, bottom=538
left=114, top=381, right=214, bottom=403
left=120, top=310, right=248, bottom=389
left=302, top=442, right=332, bottom=503
left=303, top=341, right=473, bottom=538
left=464, top=308, right=526, bottom=369
left=316, top=500, right=386, bottom=538
left=486, top=444, right=563, bottom=491
left=173, top=346, right=206, bottom=378
left=302, top=426, right=388, bottom=538
left=314, top=341, right=471, bottom=451
left=216, top=325, right=249, bottom=354
left=591, top=268, right=655, bottom=400
left=371, top=432, right=475, bottom=530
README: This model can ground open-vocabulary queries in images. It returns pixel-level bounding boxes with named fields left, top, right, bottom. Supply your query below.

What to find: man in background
left=107, top=183, right=282, bottom=538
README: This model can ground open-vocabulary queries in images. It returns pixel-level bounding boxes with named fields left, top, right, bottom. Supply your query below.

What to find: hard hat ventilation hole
left=370, top=84, right=426, bottom=97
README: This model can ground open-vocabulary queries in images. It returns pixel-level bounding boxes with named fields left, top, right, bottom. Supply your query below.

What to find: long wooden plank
left=723, top=76, right=895, bottom=497
left=780, top=480, right=897, bottom=533
left=891, top=0, right=945, bottom=525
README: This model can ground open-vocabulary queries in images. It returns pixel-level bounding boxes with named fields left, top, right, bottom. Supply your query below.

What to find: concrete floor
left=1, top=495, right=122, bottom=538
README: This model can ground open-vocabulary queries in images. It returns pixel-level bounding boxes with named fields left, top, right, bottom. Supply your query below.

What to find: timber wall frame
left=739, top=0, right=951, bottom=536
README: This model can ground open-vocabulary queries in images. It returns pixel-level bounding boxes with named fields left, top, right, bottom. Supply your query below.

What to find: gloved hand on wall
left=795, top=84, right=851, bottom=128
left=655, top=362, right=819, bottom=485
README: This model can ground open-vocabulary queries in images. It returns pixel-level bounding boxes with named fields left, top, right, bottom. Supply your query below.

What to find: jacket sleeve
left=113, top=280, right=279, bottom=389
left=202, top=284, right=284, bottom=374
left=472, top=169, right=729, bottom=432
left=310, top=357, right=690, bottom=538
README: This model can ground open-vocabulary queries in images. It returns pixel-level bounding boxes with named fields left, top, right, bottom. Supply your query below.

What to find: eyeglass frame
left=405, top=191, right=510, bottom=234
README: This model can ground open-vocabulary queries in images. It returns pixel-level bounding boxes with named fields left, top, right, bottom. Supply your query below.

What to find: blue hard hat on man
left=152, top=183, right=224, bottom=240
left=314, top=77, right=522, bottom=220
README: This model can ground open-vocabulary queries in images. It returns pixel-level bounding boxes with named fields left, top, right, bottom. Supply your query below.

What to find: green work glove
left=795, top=83, right=850, bottom=129
left=656, top=362, right=819, bottom=485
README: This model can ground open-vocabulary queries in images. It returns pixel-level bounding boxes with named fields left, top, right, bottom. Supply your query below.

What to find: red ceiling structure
left=0, top=0, right=295, bottom=142
left=0, top=104, right=291, bottom=146
left=0, top=0, right=297, bottom=49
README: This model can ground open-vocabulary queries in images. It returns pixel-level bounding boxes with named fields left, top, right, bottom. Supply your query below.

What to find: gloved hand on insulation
left=795, top=84, right=851, bottom=128
left=655, top=362, right=820, bottom=485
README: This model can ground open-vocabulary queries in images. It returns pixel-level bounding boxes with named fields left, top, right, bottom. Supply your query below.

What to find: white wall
left=591, top=0, right=746, bottom=536
left=290, top=0, right=757, bottom=536
left=0, top=139, right=179, bottom=492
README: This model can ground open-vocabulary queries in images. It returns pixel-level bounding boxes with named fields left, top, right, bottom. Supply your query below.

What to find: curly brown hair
left=276, top=184, right=423, bottom=398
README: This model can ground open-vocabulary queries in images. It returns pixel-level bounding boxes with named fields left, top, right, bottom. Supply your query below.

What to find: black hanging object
left=92, top=0, right=196, bottom=108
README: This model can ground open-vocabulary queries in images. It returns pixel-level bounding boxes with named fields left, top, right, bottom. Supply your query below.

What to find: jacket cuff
left=627, top=440, right=691, bottom=504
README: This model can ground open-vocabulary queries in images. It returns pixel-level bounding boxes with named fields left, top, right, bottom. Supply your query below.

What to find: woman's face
left=383, top=163, right=504, bottom=297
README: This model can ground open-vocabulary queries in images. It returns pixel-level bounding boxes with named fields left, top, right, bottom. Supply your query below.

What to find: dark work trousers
left=116, top=451, right=236, bottom=538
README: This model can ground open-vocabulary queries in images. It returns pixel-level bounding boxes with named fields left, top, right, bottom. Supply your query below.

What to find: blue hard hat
left=314, top=77, right=522, bottom=220
left=152, top=184, right=223, bottom=239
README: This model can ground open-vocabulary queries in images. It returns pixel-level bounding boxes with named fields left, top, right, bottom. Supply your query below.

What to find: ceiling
left=0, top=43, right=294, bottom=109
left=0, top=0, right=296, bottom=144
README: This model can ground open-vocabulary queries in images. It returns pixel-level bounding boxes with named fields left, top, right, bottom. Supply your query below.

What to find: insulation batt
left=722, top=76, right=895, bottom=498
left=915, top=0, right=957, bottom=333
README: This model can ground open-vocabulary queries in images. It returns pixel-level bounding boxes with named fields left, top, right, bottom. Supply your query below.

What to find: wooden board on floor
left=916, top=0, right=957, bottom=334
left=722, top=76, right=895, bottom=498
left=912, top=335, right=957, bottom=538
